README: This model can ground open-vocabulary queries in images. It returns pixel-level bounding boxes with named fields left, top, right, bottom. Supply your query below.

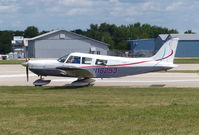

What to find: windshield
left=57, top=54, right=69, bottom=63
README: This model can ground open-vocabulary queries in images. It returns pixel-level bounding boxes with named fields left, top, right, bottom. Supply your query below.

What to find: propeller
left=21, top=58, right=29, bottom=82
left=26, top=58, right=29, bottom=82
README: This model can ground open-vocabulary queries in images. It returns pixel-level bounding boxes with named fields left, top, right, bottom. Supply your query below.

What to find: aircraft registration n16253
left=22, top=38, right=179, bottom=86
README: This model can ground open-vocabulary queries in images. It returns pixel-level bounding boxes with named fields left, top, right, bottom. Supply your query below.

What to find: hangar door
left=34, top=40, right=91, bottom=58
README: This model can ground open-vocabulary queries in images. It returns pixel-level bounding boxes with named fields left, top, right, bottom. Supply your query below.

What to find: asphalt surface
left=1, top=64, right=199, bottom=87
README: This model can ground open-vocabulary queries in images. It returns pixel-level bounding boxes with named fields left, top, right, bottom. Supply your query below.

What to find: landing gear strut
left=71, top=78, right=95, bottom=87
left=33, top=76, right=51, bottom=86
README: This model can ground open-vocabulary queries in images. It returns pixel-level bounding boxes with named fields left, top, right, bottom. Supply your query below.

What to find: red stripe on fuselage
left=80, top=50, right=174, bottom=68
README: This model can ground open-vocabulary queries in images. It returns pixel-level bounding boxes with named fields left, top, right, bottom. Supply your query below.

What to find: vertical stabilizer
left=152, top=38, right=179, bottom=63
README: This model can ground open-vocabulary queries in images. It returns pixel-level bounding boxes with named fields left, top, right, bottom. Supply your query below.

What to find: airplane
left=22, top=38, right=179, bottom=86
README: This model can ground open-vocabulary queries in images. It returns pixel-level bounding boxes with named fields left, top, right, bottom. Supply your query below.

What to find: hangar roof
left=169, top=34, right=199, bottom=40
left=26, top=30, right=109, bottom=46
left=158, top=34, right=168, bottom=41
left=159, top=34, right=199, bottom=41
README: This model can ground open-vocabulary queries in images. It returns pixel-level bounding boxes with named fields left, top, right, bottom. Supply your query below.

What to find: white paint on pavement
left=0, top=74, right=36, bottom=78
left=51, top=78, right=199, bottom=83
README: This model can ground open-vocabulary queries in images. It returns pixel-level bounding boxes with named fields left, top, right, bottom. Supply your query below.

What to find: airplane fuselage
left=28, top=53, right=176, bottom=78
left=22, top=38, right=179, bottom=86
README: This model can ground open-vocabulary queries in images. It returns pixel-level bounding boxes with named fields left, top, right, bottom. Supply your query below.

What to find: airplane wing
left=56, top=66, right=94, bottom=78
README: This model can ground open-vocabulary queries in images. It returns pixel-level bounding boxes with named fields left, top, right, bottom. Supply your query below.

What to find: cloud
left=165, top=1, right=183, bottom=11
left=0, top=0, right=199, bottom=33
left=0, top=5, right=18, bottom=12
left=58, top=0, right=93, bottom=7
left=66, top=8, right=90, bottom=16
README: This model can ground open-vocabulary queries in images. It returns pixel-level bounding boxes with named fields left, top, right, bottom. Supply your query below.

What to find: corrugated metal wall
left=176, top=41, right=199, bottom=57
left=129, top=36, right=199, bottom=57
left=34, top=40, right=90, bottom=58
left=129, top=39, right=155, bottom=50
left=28, top=31, right=109, bottom=58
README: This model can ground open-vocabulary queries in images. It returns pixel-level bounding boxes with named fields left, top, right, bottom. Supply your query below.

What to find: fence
left=108, top=50, right=155, bottom=58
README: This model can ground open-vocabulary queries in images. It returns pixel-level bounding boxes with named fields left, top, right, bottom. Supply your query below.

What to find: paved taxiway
left=0, top=64, right=199, bottom=87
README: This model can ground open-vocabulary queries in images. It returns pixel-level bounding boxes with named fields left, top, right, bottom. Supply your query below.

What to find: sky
left=0, top=0, right=199, bottom=33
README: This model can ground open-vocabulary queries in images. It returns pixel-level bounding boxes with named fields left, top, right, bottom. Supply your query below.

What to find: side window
left=82, top=57, right=92, bottom=65
left=66, top=56, right=81, bottom=64
left=95, top=59, right=107, bottom=65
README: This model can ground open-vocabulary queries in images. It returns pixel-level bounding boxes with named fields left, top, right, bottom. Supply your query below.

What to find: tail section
left=152, top=38, right=179, bottom=63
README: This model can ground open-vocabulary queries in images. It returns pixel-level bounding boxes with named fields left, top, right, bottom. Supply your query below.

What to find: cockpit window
left=66, top=56, right=81, bottom=64
left=82, top=57, right=92, bottom=65
left=95, top=59, right=107, bottom=65
left=57, top=54, right=69, bottom=63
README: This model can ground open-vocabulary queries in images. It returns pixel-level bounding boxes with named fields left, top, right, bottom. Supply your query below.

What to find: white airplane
left=22, top=38, right=179, bottom=86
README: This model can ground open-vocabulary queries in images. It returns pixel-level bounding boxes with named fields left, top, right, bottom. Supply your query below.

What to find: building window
left=90, top=47, right=96, bottom=54
left=60, top=34, right=66, bottom=39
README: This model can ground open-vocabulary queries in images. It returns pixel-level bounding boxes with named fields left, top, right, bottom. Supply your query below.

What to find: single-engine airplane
left=22, top=38, right=179, bottom=86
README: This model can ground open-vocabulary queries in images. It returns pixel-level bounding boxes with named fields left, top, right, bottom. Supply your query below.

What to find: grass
left=0, top=86, right=199, bottom=135
left=0, top=60, right=24, bottom=64
left=0, top=59, right=198, bottom=65
left=166, top=70, right=199, bottom=73
left=174, top=58, right=199, bottom=64
left=0, top=58, right=199, bottom=64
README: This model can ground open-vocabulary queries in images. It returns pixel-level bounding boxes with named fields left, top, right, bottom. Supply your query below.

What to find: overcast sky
left=0, top=0, right=198, bottom=33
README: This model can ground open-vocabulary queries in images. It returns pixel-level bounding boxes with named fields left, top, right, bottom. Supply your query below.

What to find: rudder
left=152, top=38, right=179, bottom=63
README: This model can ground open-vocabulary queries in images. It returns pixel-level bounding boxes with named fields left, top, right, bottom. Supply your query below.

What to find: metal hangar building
left=129, top=34, right=199, bottom=57
left=155, top=34, right=199, bottom=57
left=24, top=30, right=109, bottom=58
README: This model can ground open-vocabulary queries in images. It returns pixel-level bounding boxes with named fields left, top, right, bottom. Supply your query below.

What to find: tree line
left=0, top=23, right=180, bottom=54
left=72, top=22, right=178, bottom=50
left=0, top=26, right=49, bottom=54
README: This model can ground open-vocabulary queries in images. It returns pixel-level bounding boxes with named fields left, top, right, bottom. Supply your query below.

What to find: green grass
left=0, top=60, right=24, bottom=64
left=0, top=58, right=199, bottom=64
left=174, top=58, right=199, bottom=64
left=167, top=70, right=199, bottom=73
left=161, top=70, right=199, bottom=73
left=0, top=86, right=199, bottom=135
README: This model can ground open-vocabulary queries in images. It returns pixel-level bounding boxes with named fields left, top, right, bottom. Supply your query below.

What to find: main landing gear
left=33, top=76, right=51, bottom=86
left=71, top=78, right=95, bottom=87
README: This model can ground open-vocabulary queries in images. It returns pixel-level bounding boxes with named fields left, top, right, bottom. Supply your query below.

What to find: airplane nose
left=21, top=61, right=28, bottom=67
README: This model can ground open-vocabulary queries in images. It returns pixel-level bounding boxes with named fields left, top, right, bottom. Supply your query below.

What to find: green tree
left=14, top=30, right=24, bottom=36
left=184, top=30, right=195, bottom=34
left=24, top=26, right=39, bottom=38
left=101, top=32, right=114, bottom=49
left=72, top=22, right=178, bottom=50
left=40, top=30, right=49, bottom=35
left=0, top=31, right=13, bottom=54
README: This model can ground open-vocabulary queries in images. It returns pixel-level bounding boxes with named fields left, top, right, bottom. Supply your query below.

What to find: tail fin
left=152, top=38, right=179, bottom=63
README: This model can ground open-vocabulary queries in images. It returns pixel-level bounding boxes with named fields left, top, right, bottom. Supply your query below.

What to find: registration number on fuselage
left=93, top=68, right=118, bottom=74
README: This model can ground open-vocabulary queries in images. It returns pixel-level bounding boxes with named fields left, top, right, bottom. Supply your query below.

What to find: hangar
left=129, top=34, right=199, bottom=57
left=128, top=39, right=155, bottom=57
left=156, top=34, right=199, bottom=57
left=23, top=30, right=109, bottom=58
